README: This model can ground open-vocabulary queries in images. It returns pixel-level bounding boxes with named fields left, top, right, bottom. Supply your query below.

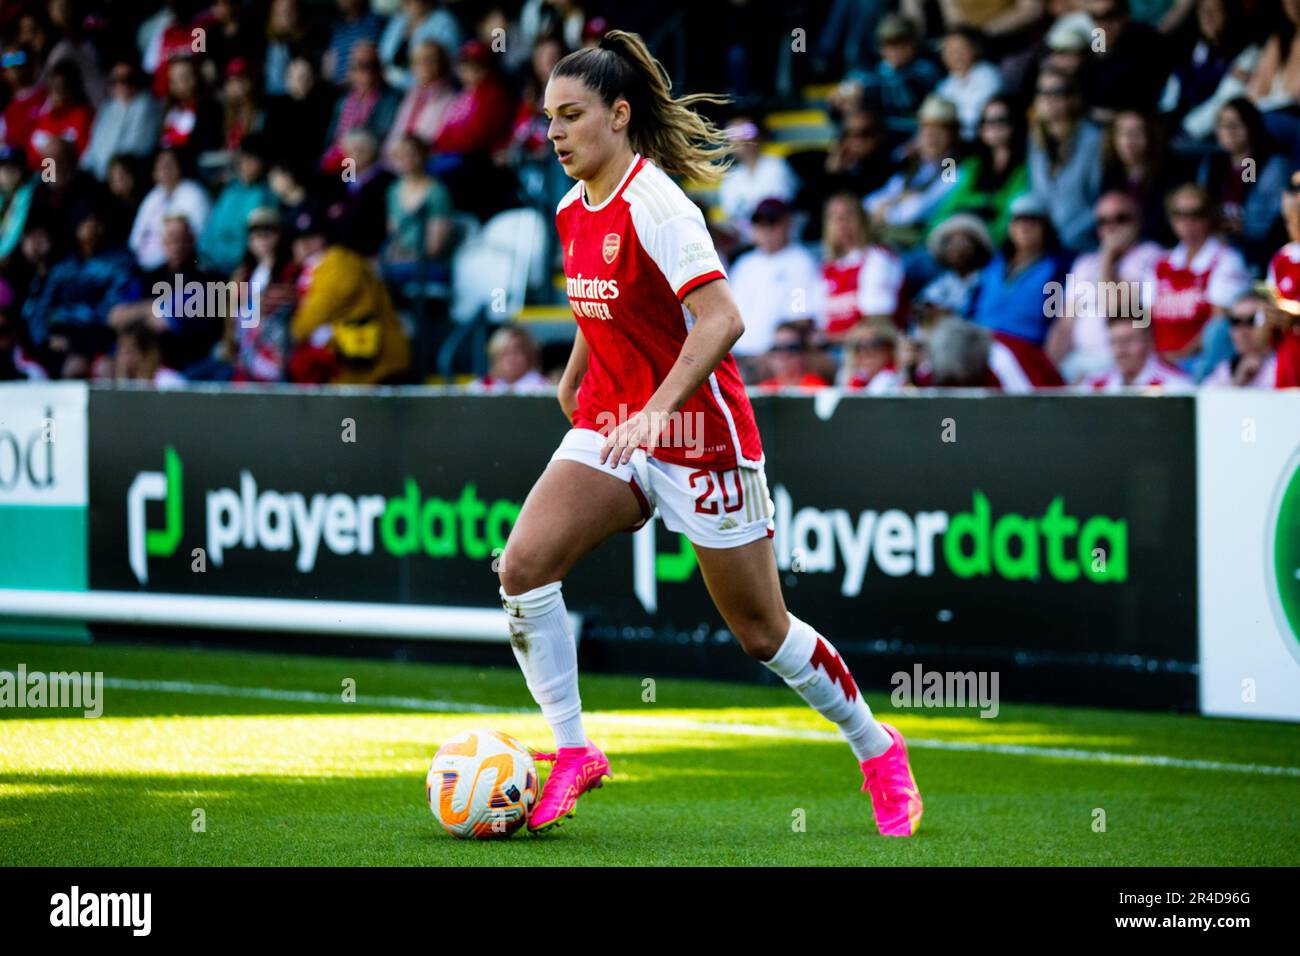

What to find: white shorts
left=551, top=428, right=775, bottom=549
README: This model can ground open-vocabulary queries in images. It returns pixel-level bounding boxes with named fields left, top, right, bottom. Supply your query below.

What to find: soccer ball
left=426, top=729, right=539, bottom=839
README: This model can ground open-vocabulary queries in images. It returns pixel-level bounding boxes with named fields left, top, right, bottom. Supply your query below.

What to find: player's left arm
left=599, top=278, right=743, bottom=466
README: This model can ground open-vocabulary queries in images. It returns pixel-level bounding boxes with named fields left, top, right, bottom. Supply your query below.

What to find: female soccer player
left=499, top=30, right=923, bottom=837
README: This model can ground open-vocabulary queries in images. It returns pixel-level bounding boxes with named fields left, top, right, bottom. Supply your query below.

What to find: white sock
left=500, top=581, right=586, bottom=749
left=764, top=612, right=892, bottom=762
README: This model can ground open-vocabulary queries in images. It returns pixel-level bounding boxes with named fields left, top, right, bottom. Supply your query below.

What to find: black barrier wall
left=88, top=387, right=1198, bottom=710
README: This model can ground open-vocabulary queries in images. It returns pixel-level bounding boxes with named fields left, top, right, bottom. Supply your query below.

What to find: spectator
left=381, top=134, right=454, bottom=290
left=288, top=212, right=411, bottom=384
left=195, top=206, right=298, bottom=383
left=1083, top=313, right=1195, bottom=390
left=936, top=27, right=1002, bottom=139
left=22, top=206, right=134, bottom=354
left=929, top=94, right=1030, bottom=245
left=323, top=0, right=387, bottom=85
left=27, top=138, right=105, bottom=257
left=431, top=40, right=515, bottom=156
left=264, top=56, right=336, bottom=174
left=113, top=319, right=187, bottom=387
left=1197, top=97, right=1289, bottom=262
left=1080, top=0, right=1173, bottom=119
left=42, top=0, right=107, bottom=108
left=102, top=154, right=148, bottom=248
left=1243, top=0, right=1300, bottom=160
left=158, top=56, right=221, bottom=165
left=837, top=14, right=942, bottom=127
left=385, top=41, right=456, bottom=161
left=1145, top=182, right=1251, bottom=366
left=1264, top=169, right=1300, bottom=387
left=199, top=135, right=274, bottom=274
left=129, top=147, right=211, bottom=271
left=0, top=300, right=46, bottom=380
left=794, top=109, right=894, bottom=241
left=473, top=325, right=553, bottom=392
left=729, top=198, right=822, bottom=360
left=865, top=95, right=963, bottom=243
left=1028, top=67, right=1103, bottom=251
left=922, top=316, right=1064, bottom=391
left=1046, top=190, right=1165, bottom=381
left=328, top=129, right=393, bottom=257
left=971, top=193, right=1065, bottom=346
left=1160, top=0, right=1248, bottom=128
left=718, top=117, right=800, bottom=247
left=321, top=42, right=401, bottom=174
left=113, top=215, right=224, bottom=372
left=81, top=63, right=163, bottom=180
left=0, top=146, right=36, bottom=261
left=841, top=317, right=902, bottom=393
left=205, top=0, right=260, bottom=77
left=503, top=35, right=567, bottom=165
left=917, top=212, right=995, bottom=320
left=379, top=0, right=463, bottom=91
left=5, top=225, right=56, bottom=350
left=219, top=58, right=263, bottom=156
left=268, top=158, right=322, bottom=231
left=1, top=46, right=47, bottom=153
left=264, top=0, right=323, bottom=97
left=1202, top=292, right=1281, bottom=386
left=759, top=321, right=831, bottom=391
left=1101, top=109, right=1184, bottom=246
left=26, top=60, right=94, bottom=171
left=816, top=191, right=904, bottom=342
left=146, top=1, right=217, bottom=99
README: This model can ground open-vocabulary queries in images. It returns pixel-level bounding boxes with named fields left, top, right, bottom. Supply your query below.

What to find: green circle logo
left=1268, top=448, right=1300, bottom=664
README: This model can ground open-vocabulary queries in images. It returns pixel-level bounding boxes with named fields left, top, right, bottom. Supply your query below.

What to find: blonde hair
left=552, top=30, right=733, bottom=184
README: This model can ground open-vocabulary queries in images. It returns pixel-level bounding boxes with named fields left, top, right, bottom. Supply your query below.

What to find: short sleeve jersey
left=556, top=153, right=763, bottom=469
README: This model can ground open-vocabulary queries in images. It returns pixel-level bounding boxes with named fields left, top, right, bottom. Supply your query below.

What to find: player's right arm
left=557, top=325, right=588, bottom=423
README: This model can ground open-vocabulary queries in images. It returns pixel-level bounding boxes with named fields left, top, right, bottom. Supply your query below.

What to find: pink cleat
left=527, top=740, right=611, bottom=833
left=860, top=723, right=923, bottom=837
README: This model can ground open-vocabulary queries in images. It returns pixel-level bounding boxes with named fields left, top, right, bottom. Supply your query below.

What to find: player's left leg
left=691, top=537, right=924, bottom=836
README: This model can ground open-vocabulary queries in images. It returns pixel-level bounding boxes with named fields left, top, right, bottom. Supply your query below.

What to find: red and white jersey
left=1083, top=354, right=1194, bottom=393
left=556, top=153, right=763, bottom=470
left=818, top=246, right=904, bottom=337
left=987, top=331, right=1064, bottom=392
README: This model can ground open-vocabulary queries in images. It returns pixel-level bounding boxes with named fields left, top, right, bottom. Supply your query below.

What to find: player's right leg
left=498, top=436, right=647, bottom=831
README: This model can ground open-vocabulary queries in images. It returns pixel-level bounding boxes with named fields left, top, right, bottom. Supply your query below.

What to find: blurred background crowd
left=1, top=0, right=1299, bottom=393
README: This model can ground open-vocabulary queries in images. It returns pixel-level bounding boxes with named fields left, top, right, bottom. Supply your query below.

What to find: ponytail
left=552, top=30, right=733, bottom=184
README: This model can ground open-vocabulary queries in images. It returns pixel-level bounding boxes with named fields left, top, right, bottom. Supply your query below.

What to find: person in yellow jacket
left=290, top=215, right=411, bottom=385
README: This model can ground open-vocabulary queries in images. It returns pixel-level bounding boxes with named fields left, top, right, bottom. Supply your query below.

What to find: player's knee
left=731, top=615, right=787, bottom=662
left=497, top=546, right=554, bottom=596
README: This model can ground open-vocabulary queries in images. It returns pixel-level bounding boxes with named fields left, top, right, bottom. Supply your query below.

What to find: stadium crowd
left=1, top=0, right=1299, bottom=392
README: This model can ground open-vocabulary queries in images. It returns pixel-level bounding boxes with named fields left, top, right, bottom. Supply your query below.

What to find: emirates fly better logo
left=1267, top=448, right=1300, bottom=664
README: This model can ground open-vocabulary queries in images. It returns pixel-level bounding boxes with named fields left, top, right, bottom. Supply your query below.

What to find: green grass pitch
left=1, top=638, right=1298, bottom=866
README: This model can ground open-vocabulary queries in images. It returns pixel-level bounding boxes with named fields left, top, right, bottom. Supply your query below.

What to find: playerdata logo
left=1267, top=448, right=1300, bottom=663
left=125, top=450, right=520, bottom=583
left=771, top=486, right=1127, bottom=597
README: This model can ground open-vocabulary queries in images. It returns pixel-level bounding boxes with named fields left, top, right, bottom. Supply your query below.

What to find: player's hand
left=599, top=409, right=660, bottom=468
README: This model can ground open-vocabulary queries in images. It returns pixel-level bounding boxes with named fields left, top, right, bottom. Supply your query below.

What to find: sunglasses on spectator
left=981, top=114, right=1011, bottom=126
left=1171, top=207, right=1207, bottom=219
left=1096, top=212, right=1135, bottom=226
left=1227, top=315, right=1258, bottom=328
left=770, top=343, right=804, bottom=354
left=849, top=338, right=891, bottom=351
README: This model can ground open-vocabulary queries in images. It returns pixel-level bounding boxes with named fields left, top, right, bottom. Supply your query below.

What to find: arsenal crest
left=602, top=232, right=620, bottom=264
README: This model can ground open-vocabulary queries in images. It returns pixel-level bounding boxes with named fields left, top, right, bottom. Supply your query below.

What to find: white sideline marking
left=97, top=677, right=1300, bottom=778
